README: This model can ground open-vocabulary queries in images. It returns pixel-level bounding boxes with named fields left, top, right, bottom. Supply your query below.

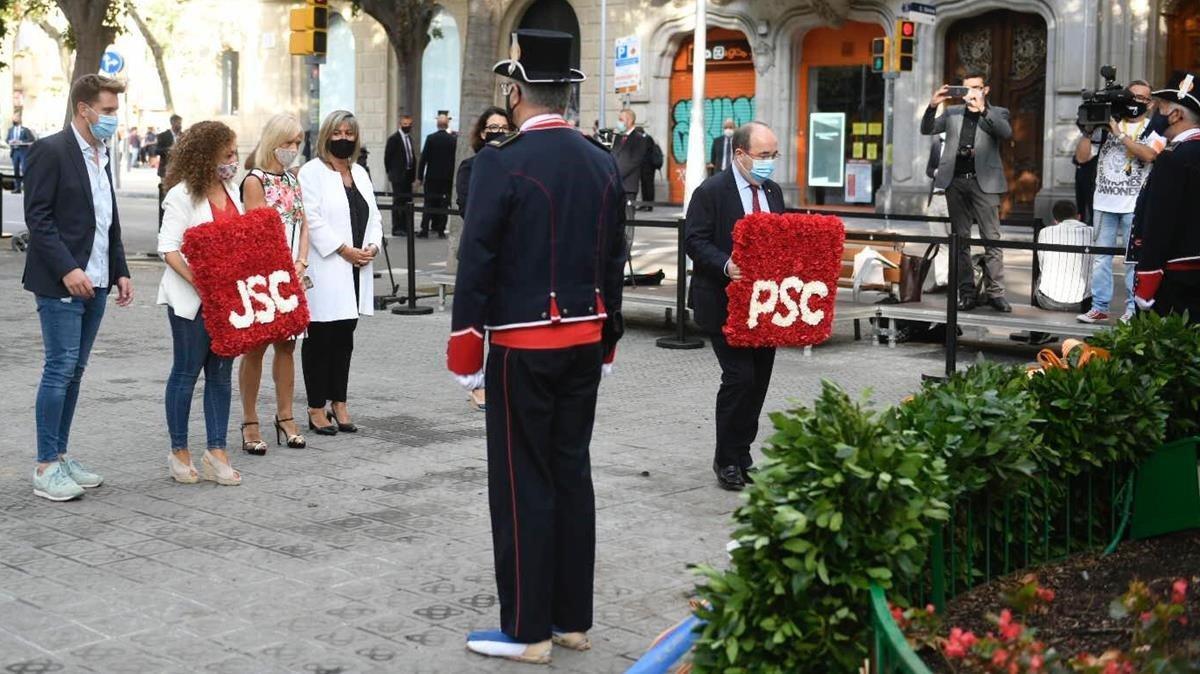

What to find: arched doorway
left=944, top=11, right=1047, bottom=217
left=518, top=0, right=581, bottom=121
left=1167, top=1, right=1200, bottom=80
left=421, top=8, right=462, bottom=139
left=667, top=28, right=757, bottom=202
left=797, top=21, right=886, bottom=207
left=319, top=14, right=356, bottom=124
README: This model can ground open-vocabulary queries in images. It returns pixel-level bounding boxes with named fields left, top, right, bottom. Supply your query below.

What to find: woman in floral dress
left=238, top=113, right=311, bottom=452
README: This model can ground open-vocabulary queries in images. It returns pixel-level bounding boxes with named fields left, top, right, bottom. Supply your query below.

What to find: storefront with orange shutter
left=666, top=28, right=757, bottom=203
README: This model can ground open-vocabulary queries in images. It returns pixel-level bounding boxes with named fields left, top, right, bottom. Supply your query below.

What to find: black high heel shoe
left=328, top=410, right=358, bottom=433
left=308, top=410, right=337, bottom=436
left=275, top=416, right=307, bottom=448
left=240, top=422, right=268, bottom=456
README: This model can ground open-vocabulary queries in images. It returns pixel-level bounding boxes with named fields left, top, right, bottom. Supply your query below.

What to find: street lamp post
left=598, top=0, right=607, bottom=129
left=683, top=0, right=707, bottom=211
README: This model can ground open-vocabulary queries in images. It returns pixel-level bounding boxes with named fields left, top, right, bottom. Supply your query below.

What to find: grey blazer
left=920, top=104, right=1012, bottom=194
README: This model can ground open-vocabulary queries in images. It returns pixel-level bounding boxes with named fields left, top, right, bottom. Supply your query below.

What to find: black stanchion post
left=392, top=194, right=433, bottom=316
left=944, top=231, right=960, bottom=378
left=656, top=218, right=704, bottom=350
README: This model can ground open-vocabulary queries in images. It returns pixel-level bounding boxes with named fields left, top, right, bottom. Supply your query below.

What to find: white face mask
left=723, top=128, right=734, bottom=138
left=274, top=147, right=299, bottom=168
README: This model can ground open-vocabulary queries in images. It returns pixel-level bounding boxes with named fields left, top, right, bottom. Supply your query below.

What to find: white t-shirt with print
left=1091, top=121, right=1165, bottom=214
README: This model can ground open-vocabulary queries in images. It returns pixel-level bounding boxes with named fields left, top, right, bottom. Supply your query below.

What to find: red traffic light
left=900, top=20, right=916, bottom=37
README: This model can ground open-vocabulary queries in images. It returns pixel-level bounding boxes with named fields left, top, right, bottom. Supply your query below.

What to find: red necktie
left=749, top=184, right=762, bottom=214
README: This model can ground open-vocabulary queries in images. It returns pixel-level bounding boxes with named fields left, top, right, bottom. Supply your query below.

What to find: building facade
left=1, top=0, right=1196, bottom=217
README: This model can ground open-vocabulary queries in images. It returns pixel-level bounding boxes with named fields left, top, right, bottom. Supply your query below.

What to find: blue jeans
left=12, top=148, right=26, bottom=190
left=34, top=289, right=109, bottom=463
left=1090, top=210, right=1135, bottom=314
left=165, top=308, right=233, bottom=450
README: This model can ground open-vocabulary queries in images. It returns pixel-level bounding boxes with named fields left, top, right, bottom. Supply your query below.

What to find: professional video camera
left=1077, top=65, right=1147, bottom=131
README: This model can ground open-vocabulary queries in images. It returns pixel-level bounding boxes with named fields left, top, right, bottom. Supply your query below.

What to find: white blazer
left=156, top=181, right=245, bottom=321
left=298, top=159, right=383, bottom=322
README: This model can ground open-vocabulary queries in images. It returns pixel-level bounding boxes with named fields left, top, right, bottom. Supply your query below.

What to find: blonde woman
left=298, top=111, right=383, bottom=435
left=238, top=113, right=310, bottom=453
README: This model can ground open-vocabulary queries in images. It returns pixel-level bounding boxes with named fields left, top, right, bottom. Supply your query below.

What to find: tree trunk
left=455, top=0, right=502, bottom=172
left=56, top=0, right=117, bottom=127
left=127, top=4, right=173, bottom=111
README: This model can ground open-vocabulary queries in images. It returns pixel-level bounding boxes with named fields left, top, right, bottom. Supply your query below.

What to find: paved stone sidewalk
left=0, top=255, right=992, bottom=673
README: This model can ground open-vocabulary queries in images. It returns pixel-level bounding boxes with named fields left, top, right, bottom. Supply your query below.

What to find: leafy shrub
left=1025, top=355, right=1168, bottom=474
left=891, top=362, right=1045, bottom=496
left=1089, top=312, right=1200, bottom=440
left=691, top=382, right=949, bottom=674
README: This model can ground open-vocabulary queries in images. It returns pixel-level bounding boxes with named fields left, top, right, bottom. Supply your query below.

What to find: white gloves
left=454, top=371, right=485, bottom=390
left=601, top=363, right=614, bottom=378
left=1134, top=296, right=1155, bottom=311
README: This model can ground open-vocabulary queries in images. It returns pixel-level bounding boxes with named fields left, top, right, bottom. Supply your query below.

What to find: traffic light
left=894, top=20, right=916, bottom=72
left=289, top=0, right=328, bottom=56
left=871, top=37, right=889, bottom=73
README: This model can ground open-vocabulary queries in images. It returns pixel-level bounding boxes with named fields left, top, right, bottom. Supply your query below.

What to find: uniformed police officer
left=1130, top=74, right=1200, bottom=321
left=447, top=29, right=627, bottom=665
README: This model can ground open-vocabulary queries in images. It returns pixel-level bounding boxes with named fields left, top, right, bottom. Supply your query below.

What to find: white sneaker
left=33, top=463, right=84, bottom=502
left=1076, top=309, right=1109, bottom=324
left=1119, top=310, right=1134, bottom=324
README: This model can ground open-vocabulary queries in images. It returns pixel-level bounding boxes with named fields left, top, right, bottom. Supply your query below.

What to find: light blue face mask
left=86, top=106, right=118, bottom=141
left=614, top=121, right=627, bottom=134
left=750, top=158, right=776, bottom=182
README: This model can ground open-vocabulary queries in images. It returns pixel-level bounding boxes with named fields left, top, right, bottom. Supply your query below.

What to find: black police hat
left=493, top=29, right=586, bottom=84
left=1152, top=72, right=1200, bottom=116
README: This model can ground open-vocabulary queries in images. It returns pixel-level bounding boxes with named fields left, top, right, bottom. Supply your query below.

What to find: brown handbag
left=898, top=244, right=940, bottom=303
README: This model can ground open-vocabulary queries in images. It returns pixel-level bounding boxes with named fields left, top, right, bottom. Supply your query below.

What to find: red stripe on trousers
left=503, top=349, right=522, bottom=633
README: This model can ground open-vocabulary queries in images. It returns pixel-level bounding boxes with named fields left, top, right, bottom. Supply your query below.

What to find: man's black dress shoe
left=415, top=231, right=429, bottom=239
left=714, top=461, right=745, bottom=491
left=987, top=296, right=1013, bottom=313
left=957, top=296, right=977, bottom=311
left=437, top=232, right=447, bottom=239
left=391, top=230, right=406, bottom=237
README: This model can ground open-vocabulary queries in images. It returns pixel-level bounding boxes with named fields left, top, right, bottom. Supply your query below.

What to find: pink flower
left=1036, top=587, right=1055, bottom=603
left=925, top=604, right=936, bottom=615
left=1172, top=578, right=1188, bottom=604
left=991, top=647, right=1009, bottom=666
left=1140, top=611, right=1152, bottom=623
left=999, top=620, right=1022, bottom=641
left=1030, top=654, right=1044, bottom=671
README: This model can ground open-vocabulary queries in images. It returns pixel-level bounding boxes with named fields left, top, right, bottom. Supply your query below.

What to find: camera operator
left=1074, top=80, right=1164, bottom=324
left=921, top=71, right=1013, bottom=312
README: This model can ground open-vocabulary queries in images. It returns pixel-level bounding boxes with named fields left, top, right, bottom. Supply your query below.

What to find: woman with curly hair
left=156, top=120, right=244, bottom=486
left=237, top=113, right=310, bottom=453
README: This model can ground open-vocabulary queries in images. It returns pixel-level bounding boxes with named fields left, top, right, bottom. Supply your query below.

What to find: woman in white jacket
left=298, top=111, right=383, bottom=435
left=156, top=121, right=244, bottom=486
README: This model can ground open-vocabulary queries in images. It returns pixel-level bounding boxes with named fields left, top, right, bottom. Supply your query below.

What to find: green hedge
left=690, top=313, right=1184, bottom=674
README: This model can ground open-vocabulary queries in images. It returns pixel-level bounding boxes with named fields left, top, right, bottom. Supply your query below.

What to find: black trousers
left=640, top=168, right=655, bottom=202
left=945, top=175, right=1005, bottom=299
left=1153, top=270, right=1200, bottom=323
left=301, top=319, right=357, bottom=408
left=420, top=180, right=450, bottom=234
left=485, top=342, right=602, bottom=643
left=710, top=332, right=776, bottom=469
left=390, top=180, right=412, bottom=234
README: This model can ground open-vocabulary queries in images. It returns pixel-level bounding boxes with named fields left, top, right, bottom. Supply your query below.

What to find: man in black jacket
left=24, top=75, right=134, bottom=502
left=611, top=108, right=649, bottom=202
left=708, top=117, right=736, bottom=176
left=685, top=121, right=787, bottom=491
left=417, top=111, right=457, bottom=238
left=384, top=114, right=416, bottom=236
left=156, top=114, right=182, bottom=228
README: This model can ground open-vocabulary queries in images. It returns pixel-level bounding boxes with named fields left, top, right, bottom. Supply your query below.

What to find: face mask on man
left=614, top=121, right=627, bottom=134
left=328, top=138, right=355, bottom=160
left=400, top=124, right=412, bottom=133
left=723, top=128, right=734, bottom=138
left=274, top=147, right=299, bottom=167
left=85, top=106, right=118, bottom=141
left=739, top=152, right=775, bottom=183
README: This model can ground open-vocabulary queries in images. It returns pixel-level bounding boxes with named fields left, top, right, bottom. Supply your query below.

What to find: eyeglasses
left=484, top=124, right=511, bottom=133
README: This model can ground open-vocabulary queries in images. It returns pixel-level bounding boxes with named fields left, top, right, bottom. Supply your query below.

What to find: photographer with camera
left=1074, top=78, right=1164, bottom=324
left=922, top=71, right=1013, bottom=312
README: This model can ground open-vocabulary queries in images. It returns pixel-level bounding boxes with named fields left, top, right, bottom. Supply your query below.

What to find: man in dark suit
left=7, top=112, right=36, bottom=192
left=417, top=111, right=457, bottom=238
left=384, top=114, right=417, bottom=236
left=24, top=75, right=134, bottom=502
left=708, top=117, right=736, bottom=176
left=611, top=108, right=649, bottom=202
left=156, top=114, right=182, bottom=228
left=686, top=121, right=787, bottom=491
left=450, top=29, right=626, bottom=664
left=921, top=71, right=1013, bottom=312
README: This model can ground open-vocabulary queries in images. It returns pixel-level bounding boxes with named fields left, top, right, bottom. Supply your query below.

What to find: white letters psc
left=228, top=270, right=301, bottom=329
left=746, top=277, right=829, bottom=329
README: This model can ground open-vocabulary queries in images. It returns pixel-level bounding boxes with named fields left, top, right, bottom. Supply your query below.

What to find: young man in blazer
left=383, top=114, right=416, bottom=236
left=921, top=71, right=1013, bottom=312
left=23, top=74, right=134, bottom=502
left=685, top=121, right=787, bottom=491
left=416, top=111, right=457, bottom=238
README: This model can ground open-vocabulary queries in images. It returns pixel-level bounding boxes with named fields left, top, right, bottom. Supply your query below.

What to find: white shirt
left=402, top=130, right=413, bottom=169
left=732, top=162, right=771, bottom=215
left=1037, top=218, right=1093, bottom=304
left=1092, top=120, right=1165, bottom=215
left=71, top=123, right=114, bottom=289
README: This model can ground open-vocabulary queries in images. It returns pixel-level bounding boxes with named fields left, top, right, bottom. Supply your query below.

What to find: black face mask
left=1148, top=109, right=1172, bottom=135
left=484, top=131, right=507, bottom=144
left=328, top=138, right=355, bottom=159
left=400, top=125, right=412, bottom=133
left=1125, top=101, right=1149, bottom=119
left=505, top=87, right=519, bottom=123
